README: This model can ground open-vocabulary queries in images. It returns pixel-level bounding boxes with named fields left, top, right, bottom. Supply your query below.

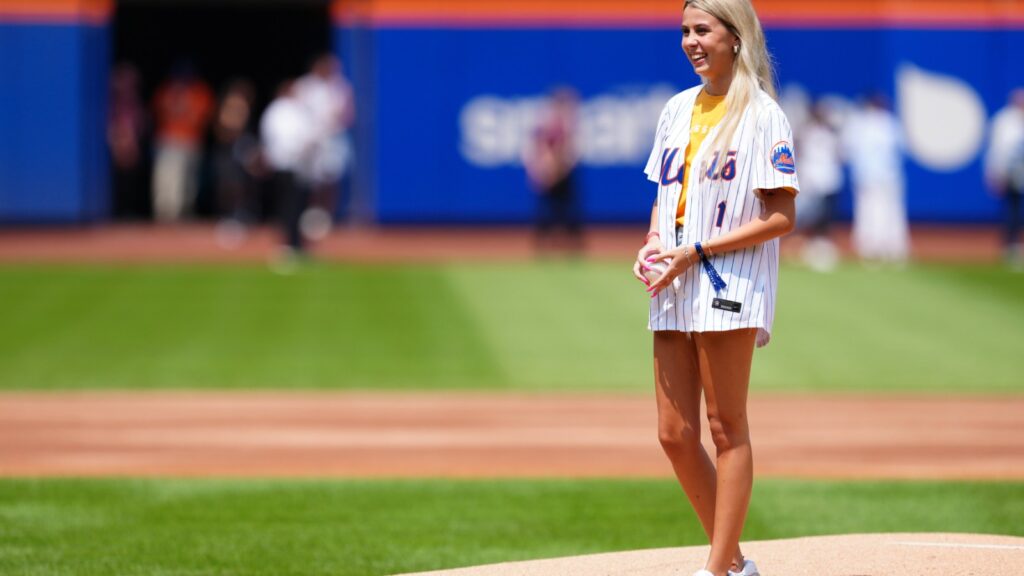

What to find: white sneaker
left=728, top=559, right=760, bottom=576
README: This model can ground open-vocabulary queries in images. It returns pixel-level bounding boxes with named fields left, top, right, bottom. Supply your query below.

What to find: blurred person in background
left=108, top=62, right=148, bottom=220
left=151, top=62, right=215, bottom=223
left=794, top=99, right=843, bottom=271
left=523, top=86, right=583, bottom=257
left=984, top=89, right=1024, bottom=268
left=212, top=79, right=261, bottom=248
left=260, top=79, right=317, bottom=266
left=295, top=53, right=356, bottom=240
left=842, top=93, right=909, bottom=264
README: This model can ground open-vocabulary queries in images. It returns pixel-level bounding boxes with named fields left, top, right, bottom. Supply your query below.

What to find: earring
left=733, top=45, right=740, bottom=54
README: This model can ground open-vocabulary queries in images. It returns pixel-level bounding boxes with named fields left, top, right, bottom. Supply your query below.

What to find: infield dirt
left=2, top=392, right=1021, bottom=479
left=0, top=223, right=1006, bottom=264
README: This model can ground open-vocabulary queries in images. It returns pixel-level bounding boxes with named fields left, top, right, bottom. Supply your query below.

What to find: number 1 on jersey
left=715, top=201, right=727, bottom=227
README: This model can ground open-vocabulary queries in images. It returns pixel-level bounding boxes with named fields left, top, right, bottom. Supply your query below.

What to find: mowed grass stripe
left=447, top=261, right=1024, bottom=392
left=757, top=263, right=1024, bottom=392
left=0, top=265, right=502, bottom=389
left=0, top=478, right=1021, bottom=576
left=445, top=261, right=650, bottom=390
left=0, top=262, right=1021, bottom=392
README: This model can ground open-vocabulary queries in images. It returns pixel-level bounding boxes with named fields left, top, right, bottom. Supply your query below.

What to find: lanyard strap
left=694, top=242, right=727, bottom=293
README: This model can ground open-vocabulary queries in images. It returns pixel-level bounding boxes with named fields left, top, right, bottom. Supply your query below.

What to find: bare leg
left=695, top=328, right=757, bottom=576
left=654, top=331, right=745, bottom=571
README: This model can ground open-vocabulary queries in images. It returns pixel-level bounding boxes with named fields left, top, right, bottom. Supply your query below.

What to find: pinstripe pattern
left=643, top=87, right=800, bottom=347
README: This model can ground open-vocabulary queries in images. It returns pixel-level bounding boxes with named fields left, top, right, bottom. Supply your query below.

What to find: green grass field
left=1, top=261, right=1021, bottom=392
left=2, top=261, right=1021, bottom=575
left=1, top=478, right=1021, bottom=576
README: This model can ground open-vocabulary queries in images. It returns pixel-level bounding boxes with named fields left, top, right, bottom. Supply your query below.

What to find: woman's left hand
left=644, top=245, right=697, bottom=297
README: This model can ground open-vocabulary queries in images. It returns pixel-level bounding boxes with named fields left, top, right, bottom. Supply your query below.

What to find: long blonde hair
left=684, top=0, right=776, bottom=160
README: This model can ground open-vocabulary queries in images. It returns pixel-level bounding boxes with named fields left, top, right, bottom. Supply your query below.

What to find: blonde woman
left=632, top=1, right=799, bottom=575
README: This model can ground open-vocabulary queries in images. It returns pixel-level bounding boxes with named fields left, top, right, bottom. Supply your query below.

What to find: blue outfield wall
left=769, top=27, right=1024, bottom=223
left=1, top=20, right=1020, bottom=225
left=0, top=22, right=110, bottom=223
left=341, top=24, right=1024, bottom=224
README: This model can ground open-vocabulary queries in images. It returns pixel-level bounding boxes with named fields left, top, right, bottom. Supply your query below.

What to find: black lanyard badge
left=712, top=298, right=742, bottom=313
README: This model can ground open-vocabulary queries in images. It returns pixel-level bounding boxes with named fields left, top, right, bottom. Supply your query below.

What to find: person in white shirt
left=841, top=94, right=909, bottom=263
left=260, top=80, right=317, bottom=254
left=984, top=89, right=1024, bottom=264
left=294, top=54, right=356, bottom=237
left=795, top=100, right=843, bottom=271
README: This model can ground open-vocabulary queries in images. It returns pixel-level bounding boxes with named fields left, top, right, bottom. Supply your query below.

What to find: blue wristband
left=694, top=242, right=727, bottom=293
left=694, top=242, right=708, bottom=261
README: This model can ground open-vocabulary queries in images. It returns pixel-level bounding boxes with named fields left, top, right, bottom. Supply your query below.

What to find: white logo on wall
left=459, top=85, right=677, bottom=168
left=897, top=63, right=987, bottom=172
left=782, top=63, right=988, bottom=174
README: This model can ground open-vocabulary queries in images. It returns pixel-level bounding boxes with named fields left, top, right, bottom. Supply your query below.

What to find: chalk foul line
left=892, top=541, right=1024, bottom=551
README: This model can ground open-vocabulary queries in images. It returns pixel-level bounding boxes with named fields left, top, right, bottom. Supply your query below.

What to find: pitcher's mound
left=396, top=533, right=1024, bottom=576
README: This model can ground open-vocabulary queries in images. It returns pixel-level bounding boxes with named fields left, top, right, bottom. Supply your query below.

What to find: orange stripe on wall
left=331, top=0, right=1024, bottom=27
left=756, top=0, right=1024, bottom=25
left=331, top=0, right=677, bottom=26
left=0, top=0, right=112, bottom=24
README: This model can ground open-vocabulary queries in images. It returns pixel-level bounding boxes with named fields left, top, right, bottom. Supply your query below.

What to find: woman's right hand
left=633, top=234, right=664, bottom=286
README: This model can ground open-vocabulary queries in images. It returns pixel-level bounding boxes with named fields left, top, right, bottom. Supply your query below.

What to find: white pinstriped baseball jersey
left=643, top=85, right=800, bottom=347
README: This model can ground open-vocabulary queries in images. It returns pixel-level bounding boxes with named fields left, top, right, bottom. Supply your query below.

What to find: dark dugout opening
left=112, top=0, right=332, bottom=219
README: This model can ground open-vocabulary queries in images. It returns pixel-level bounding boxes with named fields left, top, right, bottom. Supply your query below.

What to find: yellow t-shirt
left=677, top=90, right=727, bottom=226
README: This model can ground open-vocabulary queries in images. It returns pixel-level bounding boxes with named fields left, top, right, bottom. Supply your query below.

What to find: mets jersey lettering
left=660, top=148, right=685, bottom=186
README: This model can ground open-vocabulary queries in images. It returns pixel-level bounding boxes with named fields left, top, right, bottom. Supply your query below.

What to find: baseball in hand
left=643, top=260, right=669, bottom=283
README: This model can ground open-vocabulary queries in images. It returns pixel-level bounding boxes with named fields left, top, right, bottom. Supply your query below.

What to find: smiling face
left=681, top=5, right=739, bottom=93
